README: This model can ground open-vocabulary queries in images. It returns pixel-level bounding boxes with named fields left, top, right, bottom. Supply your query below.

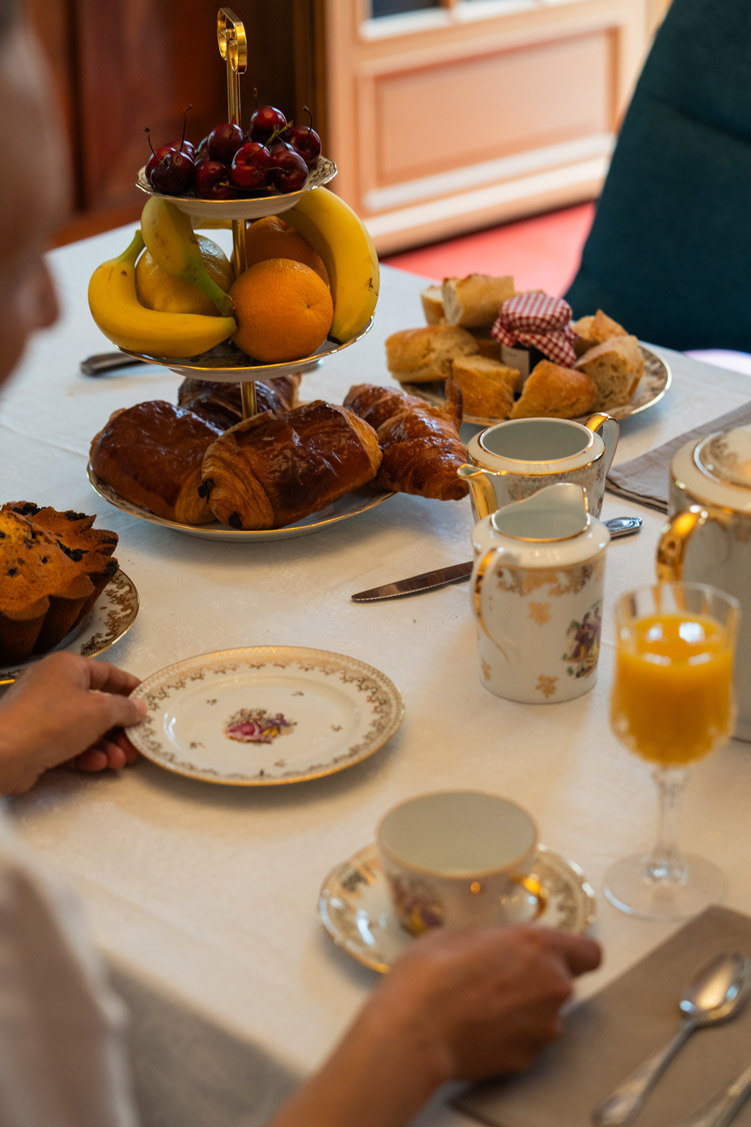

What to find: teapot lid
left=695, top=424, right=751, bottom=489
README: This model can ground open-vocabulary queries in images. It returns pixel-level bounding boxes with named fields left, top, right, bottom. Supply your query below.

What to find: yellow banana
left=88, top=230, right=237, bottom=357
left=282, top=188, right=379, bottom=342
left=140, top=196, right=234, bottom=317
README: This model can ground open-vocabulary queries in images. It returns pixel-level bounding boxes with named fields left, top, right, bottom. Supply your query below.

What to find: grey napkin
left=606, top=402, right=751, bottom=512
left=455, top=905, right=751, bottom=1127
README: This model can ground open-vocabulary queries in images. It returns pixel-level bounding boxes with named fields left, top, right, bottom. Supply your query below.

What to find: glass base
left=603, top=851, right=727, bottom=920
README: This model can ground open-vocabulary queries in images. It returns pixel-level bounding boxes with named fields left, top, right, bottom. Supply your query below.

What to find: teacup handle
left=510, top=873, right=548, bottom=919
left=473, top=547, right=518, bottom=662
left=656, top=504, right=727, bottom=580
left=584, top=411, right=619, bottom=477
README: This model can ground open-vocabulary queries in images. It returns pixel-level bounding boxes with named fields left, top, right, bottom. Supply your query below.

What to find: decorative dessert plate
left=0, top=569, right=139, bottom=685
left=319, top=842, right=596, bottom=973
left=135, top=154, right=338, bottom=220
left=128, top=646, right=404, bottom=786
left=402, top=345, right=671, bottom=428
left=116, top=315, right=374, bottom=383
left=87, top=465, right=393, bottom=542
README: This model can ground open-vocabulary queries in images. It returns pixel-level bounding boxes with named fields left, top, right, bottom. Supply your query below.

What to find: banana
left=282, top=188, right=379, bottom=342
left=88, top=230, right=237, bottom=357
left=140, top=196, right=235, bottom=317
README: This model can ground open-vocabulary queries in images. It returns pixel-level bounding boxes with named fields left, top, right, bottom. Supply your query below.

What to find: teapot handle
left=472, top=547, right=518, bottom=663
left=656, top=504, right=727, bottom=580
left=585, top=412, right=619, bottom=477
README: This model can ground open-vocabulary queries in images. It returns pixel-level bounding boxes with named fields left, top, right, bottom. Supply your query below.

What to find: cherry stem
left=144, top=126, right=167, bottom=167
left=180, top=104, right=192, bottom=152
left=302, top=105, right=313, bottom=139
left=253, top=86, right=259, bottom=109
left=268, top=123, right=291, bottom=146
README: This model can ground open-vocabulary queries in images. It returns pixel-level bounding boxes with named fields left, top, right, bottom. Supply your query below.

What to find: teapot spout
left=458, top=464, right=498, bottom=520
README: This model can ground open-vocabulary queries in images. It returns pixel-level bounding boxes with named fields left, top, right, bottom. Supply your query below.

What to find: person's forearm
left=267, top=993, right=450, bottom=1127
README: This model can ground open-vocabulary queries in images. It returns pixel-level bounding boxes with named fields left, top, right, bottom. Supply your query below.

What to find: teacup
left=461, top=412, right=619, bottom=520
left=376, top=790, right=546, bottom=935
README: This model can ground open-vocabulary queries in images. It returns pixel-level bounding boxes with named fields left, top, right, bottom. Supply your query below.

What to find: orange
left=230, top=258, right=334, bottom=363
left=244, top=216, right=329, bottom=285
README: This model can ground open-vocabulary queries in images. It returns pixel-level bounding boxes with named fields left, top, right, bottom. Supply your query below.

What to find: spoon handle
left=678, top=1062, right=751, bottom=1127
left=592, top=1021, right=693, bottom=1126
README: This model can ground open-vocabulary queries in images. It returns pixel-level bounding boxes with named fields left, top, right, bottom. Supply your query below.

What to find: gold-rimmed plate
left=319, top=842, right=596, bottom=973
left=135, top=154, right=338, bottom=220
left=115, top=316, right=373, bottom=383
left=0, top=569, right=139, bottom=685
left=402, top=345, right=671, bottom=428
left=87, top=465, right=394, bottom=541
left=129, top=646, right=404, bottom=786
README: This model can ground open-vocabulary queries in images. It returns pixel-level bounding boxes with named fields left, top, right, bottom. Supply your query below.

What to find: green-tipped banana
left=283, top=187, right=379, bottom=342
left=141, top=196, right=235, bottom=317
left=88, top=230, right=236, bottom=357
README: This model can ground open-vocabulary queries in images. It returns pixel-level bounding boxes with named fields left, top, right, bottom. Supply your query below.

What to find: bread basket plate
left=401, top=345, right=671, bottom=427
left=87, top=465, right=393, bottom=542
left=128, top=645, right=404, bottom=786
left=135, top=154, right=337, bottom=219
left=115, top=316, right=373, bottom=383
left=0, top=569, right=139, bottom=685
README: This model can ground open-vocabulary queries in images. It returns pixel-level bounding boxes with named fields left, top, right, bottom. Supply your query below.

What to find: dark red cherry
left=230, top=142, right=272, bottom=189
left=195, top=160, right=237, bottom=200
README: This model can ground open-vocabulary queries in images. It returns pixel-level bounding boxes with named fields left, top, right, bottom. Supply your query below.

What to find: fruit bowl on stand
left=135, top=155, right=337, bottom=220
left=116, top=317, right=373, bottom=383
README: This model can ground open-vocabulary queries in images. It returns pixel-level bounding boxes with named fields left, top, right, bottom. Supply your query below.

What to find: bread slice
left=441, top=274, right=516, bottom=329
left=468, top=329, right=501, bottom=359
left=451, top=356, right=520, bottom=418
left=571, top=309, right=627, bottom=356
left=510, top=360, right=598, bottom=420
left=574, top=334, right=644, bottom=410
left=385, top=325, right=479, bottom=383
left=420, top=284, right=444, bottom=325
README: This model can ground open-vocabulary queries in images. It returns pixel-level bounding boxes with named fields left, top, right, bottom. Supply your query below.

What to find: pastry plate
left=319, top=842, right=596, bottom=973
left=116, top=315, right=373, bottom=383
left=87, top=465, right=393, bottom=542
left=401, top=345, right=671, bottom=428
left=0, top=569, right=139, bottom=685
left=129, top=646, right=404, bottom=786
left=135, top=154, right=337, bottom=219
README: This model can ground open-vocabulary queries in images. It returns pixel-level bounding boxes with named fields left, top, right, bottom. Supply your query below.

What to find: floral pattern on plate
left=0, top=569, right=139, bottom=684
left=129, top=646, right=404, bottom=785
left=318, top=843, right=596, bottom=973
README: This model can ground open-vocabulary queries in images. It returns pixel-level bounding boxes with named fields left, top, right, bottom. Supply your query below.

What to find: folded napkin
left=455, top=905, right=751, bottom=1127
left=606, top=402, right=751, bottom=512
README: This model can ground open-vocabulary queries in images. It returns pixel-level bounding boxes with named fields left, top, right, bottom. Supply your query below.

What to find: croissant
left=177, top=374, right=301, bottom=430
left=344, top=381, right=469, bottom=501
left=200, top=400, right=382, bottom=530
left=90, top=401, right=223, bottom=524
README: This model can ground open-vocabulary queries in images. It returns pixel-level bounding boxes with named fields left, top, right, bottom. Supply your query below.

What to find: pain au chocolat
left=199, top=400, right=382, bottom=530
left=90, top=400, right=223, bottom=524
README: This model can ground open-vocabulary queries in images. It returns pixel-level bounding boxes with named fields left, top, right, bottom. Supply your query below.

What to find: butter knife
left=350, top=516, right=641, bottom=602
left=677, top=1062, right=751, bottom=1127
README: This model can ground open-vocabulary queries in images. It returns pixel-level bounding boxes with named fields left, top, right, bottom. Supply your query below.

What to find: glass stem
left=646, top=766, right=688, bottom=884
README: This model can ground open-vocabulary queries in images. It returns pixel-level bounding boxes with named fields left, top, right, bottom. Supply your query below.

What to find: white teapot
left=471, top=482, right=610, bottom=703
left=657, top=422, right=751, bottom=741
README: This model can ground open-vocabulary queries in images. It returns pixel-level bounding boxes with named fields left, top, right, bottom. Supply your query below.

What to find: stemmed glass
left=604, top=582, right=740, bottom=920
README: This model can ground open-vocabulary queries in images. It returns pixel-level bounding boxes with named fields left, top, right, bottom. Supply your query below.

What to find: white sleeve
left=0, top=812, right=139, bottom=1127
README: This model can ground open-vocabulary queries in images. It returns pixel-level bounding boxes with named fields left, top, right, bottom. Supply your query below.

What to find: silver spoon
left=592, top=952, right=751, bottom=1127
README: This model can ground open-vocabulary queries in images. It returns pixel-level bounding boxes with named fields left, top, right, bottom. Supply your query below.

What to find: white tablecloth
left=3, top=226, right=751, bottom=1127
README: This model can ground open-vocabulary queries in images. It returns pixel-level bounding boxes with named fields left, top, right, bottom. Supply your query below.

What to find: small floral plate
left=0, top=569, right=139, bottom=685
left=129, top=646, right=404, bottom=785
left=318, top=842, right=596, bottom=973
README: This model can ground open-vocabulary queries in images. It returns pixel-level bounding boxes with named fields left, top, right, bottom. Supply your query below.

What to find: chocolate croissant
left=177, top=374, right=301, bottom=430
left=90, top=400, right=223, bottom=524
left=344, top=380, right=469, bottom=501
left=200, top=400, right=383, bottom=530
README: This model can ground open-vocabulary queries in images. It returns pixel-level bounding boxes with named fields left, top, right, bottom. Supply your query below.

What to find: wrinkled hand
left=0, top=651, right=146, bottom=794
left=375, top=921, right=602, bottom=1081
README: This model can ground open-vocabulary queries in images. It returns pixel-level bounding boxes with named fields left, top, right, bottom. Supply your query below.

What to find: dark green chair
left=565, top=0, right=751, bottom=351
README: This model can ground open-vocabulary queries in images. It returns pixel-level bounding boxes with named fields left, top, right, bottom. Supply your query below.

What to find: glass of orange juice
left=605, top=581, right=740, bottom=919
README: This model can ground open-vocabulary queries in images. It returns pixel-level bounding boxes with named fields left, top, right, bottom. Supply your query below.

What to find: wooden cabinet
left=300, top=0, right=660, bottom=254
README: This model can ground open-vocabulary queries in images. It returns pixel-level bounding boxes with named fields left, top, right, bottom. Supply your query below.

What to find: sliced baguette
left=442, top=273, right=516, bottom=329
left=385, top=325, right=479, bottom=383
left=574, top=334, right=644, bottom=410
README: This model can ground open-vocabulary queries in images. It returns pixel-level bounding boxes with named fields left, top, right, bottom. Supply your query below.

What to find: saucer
left=318, top=842, right=596, bottom=973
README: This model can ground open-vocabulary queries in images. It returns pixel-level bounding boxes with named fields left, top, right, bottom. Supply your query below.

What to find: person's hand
left=269, top=922, right=601, bottom=1127
left=0, top=651, right=146, bottom=794
left=372, top=921, right=602, bottom=1080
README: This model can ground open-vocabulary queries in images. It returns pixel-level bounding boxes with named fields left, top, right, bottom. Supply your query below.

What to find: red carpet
left=383, top=202, right=595, bottom=297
